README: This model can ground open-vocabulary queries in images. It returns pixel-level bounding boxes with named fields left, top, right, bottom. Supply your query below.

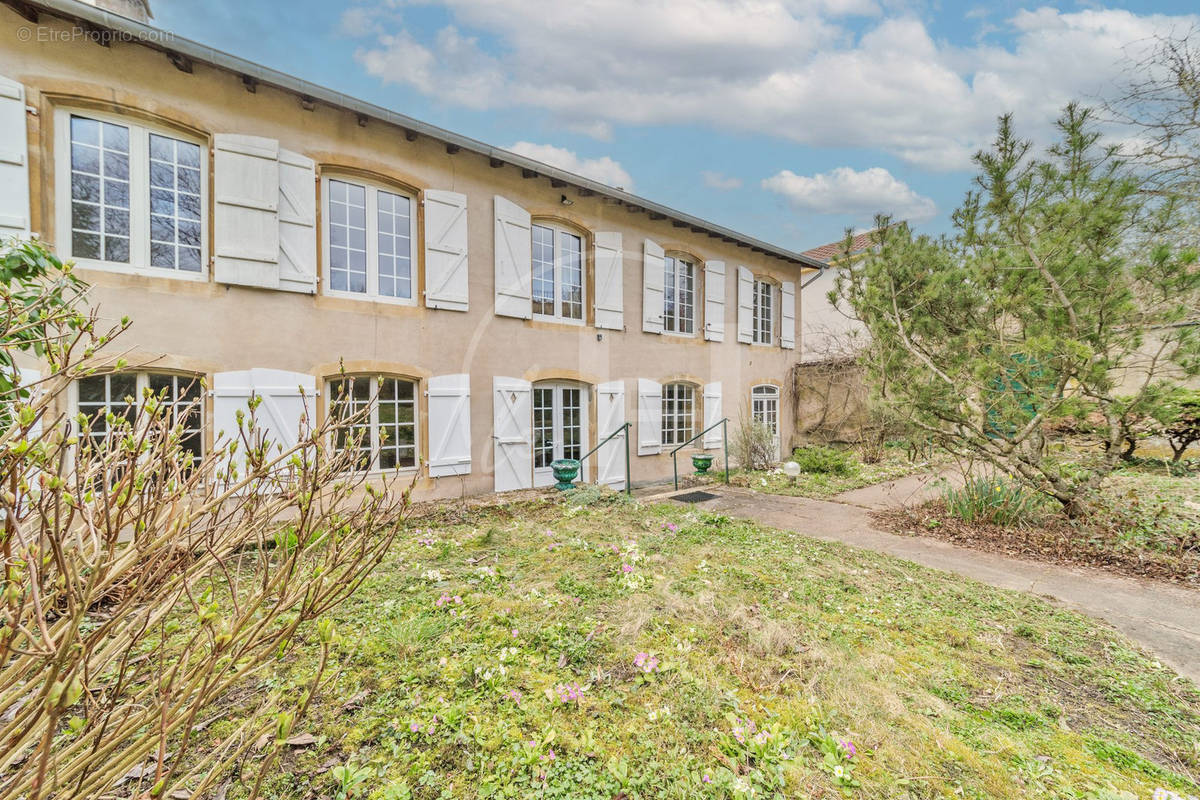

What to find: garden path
left=642, top=471, right=1200, bottom=683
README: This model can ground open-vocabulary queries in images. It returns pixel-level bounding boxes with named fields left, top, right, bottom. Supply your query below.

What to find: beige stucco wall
left=2, top=7, right=805, bottom=497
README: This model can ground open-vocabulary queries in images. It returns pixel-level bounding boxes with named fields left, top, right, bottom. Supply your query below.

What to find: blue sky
left=152, top=0, right=1198, bottom=253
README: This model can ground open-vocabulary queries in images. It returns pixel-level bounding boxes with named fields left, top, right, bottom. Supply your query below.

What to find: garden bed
left=172, top=491, right=1200, bottom=799
left=875, top=470, right=1200, bottom=585
left=720, top=446, right=941, bottom=499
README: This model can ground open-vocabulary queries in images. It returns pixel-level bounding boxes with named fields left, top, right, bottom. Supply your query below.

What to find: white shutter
left=494, top=196, right=532, bottom=319
left=596, top=380, right=627, bottom=488
left=780, top=280, right=796, bottom=350
left=213, top=135, right=280, bottom=288
left=642, top=239, right=665, bottom=334
left=736, top=265, right=754, bottom=344
left=703, top=260, right=725, bottom=342
left=702, top=382, right=723, bottom=449
left=636, top=378, right=662, bottom=456
left=427, top=373, right=471, bottom=477
left=593, top=232, right=623, bottom=330
left=492, top=376, right=532, bottom=492
left=277, top=148, right=317, bottom=294
left=0, top=75, right=29, bottom=240
left=212, top=368, right=316, bottom=457
left=424, top=190, right=469, bottom=311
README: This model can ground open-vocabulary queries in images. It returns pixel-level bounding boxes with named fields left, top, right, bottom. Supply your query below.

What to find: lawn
left=179, top=488, right=1200, bottom=800
left=719, top=445, right=940, bottom=499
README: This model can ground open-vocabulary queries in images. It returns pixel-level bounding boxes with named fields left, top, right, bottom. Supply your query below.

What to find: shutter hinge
left=25, top=105, right=39, bottom=116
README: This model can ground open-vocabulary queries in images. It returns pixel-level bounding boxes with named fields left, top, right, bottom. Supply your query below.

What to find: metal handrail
left=670, top=418, right=729, bottom=491
left=575, top=421, right=632, bottom=496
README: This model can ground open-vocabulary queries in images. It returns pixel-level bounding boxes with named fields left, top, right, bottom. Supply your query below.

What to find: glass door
left=751, top=384, right=781, bottom=462
left=533, top=382, right=588, bottom=487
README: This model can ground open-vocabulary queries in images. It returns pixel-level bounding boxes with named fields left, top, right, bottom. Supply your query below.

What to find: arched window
left=322, top=175, right=418, bottom=302
left=663, top=254, right=697, bottom=335
left=327, top=375, right=418, bottom=471
left=75, top=371, right=204, bottom=466
left=661, top=382, right=698, bottom=446
left=531, top=221, right=585, bottom=322
left=750, top=384, right=779, bottom=435
left=56, top=108, right=207, bottom=276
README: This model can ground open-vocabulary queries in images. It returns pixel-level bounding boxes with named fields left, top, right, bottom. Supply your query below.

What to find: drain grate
left=670, top=490, right=718, bottom=504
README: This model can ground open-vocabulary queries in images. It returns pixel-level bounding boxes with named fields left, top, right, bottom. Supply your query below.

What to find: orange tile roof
left=801, top=229, right=881, bottom=264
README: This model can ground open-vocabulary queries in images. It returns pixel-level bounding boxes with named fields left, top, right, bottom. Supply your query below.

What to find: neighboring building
left=0, top=0, right=822, bottom=497
left=798, top=229, right=879, bottom=363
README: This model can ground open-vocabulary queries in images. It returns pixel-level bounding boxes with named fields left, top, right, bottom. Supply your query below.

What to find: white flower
left=833, top=765, right=845, bottom=778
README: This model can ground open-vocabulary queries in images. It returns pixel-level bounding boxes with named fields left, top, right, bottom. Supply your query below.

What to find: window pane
left=148, top=133, right=204, bottom=271
left=533, top=387, right=554, bottom=468
left=329, top=180, right=368, bottom=294
left=376, top=190, right=412, bottom=299
left=679, top=261, right=695, bottom=334
left=531, top=224, right=555, bottom=317
left=560, top=232, right=583, bottom=320
left=70, top=115, right=129, bottom=263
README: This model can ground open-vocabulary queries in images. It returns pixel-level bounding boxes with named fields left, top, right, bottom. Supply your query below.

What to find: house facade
left=1, top=0, right=820, bottom=498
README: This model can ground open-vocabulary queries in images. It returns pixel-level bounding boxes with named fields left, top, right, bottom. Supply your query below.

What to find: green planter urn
left=691, top=453, right=715, bottom=475
left=551, top=459, right=580, bottom=491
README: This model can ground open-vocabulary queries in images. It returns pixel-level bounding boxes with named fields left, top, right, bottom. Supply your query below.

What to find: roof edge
left=17, top=0, right=825, bottom=270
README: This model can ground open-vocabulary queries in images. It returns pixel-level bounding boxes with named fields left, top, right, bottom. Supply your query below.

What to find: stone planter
left=691, top=453, right=715, bottom=475
left=551, top=458, right=580, bottom=491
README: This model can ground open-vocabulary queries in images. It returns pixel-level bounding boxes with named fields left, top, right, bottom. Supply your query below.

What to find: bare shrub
left=732, top=414, right=776, bottom=471
left=1, top=241, right=410, bottom=799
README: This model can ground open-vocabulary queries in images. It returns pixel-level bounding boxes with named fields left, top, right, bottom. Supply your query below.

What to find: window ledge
left=531, top=315, right=586, bottom=328
left=323, top=289, right=418, bottom=307
left=73, top=259, right=209, bottom=282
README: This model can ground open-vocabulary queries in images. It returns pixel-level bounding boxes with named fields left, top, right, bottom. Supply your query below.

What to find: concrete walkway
left=646, top=472, right=1200, bottom=683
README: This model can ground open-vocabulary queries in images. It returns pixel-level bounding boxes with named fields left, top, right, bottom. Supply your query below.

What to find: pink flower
left=558, top=683, right=582, bottom=703
left=436, top=593, right=450, bottom=607
left=702, top=774, right=712, bottom=784
left=621, top=564, right=634, bottom=573
left=548, top=542, right=557, bottom=551
left=507, top=689, right=522, bottom=705
left=409, top=722, right=420, bottom=733
left=664, top=522, right=679, bottom=533
left=511, top=628, right=519, bottom=638
left=633, top=652, right=659, bottom=672
left=453, top=595, right=462, bottom=604
left=840, top=739, right=857, bottom=758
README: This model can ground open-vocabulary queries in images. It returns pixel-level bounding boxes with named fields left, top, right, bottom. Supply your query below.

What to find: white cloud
left=351, top=3, right=1197, bottom=170
left=507, top=142, right=634, bottom=190
left=762, top=166, right=936, bottom=222
left=562, top=120, right=614, bottom=142
left=702, top=171, right=743, bottom=191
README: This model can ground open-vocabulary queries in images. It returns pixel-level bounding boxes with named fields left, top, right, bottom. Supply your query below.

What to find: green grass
left=725, top=446, right=938, bottom=499
left=199, top=493, right=1200, bottom=799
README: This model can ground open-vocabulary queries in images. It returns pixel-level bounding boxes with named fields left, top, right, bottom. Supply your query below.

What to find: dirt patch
left=874, top=501, right=1200, bottom=586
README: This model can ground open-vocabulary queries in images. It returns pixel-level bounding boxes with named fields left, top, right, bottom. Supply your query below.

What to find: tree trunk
left=1120, top=435, right=1137, bottom=462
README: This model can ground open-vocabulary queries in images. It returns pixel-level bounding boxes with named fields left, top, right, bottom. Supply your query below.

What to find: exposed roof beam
left=167, top=51, right=193, bottom=73
left=489, top=157, right=504, bottom=168
left=2, top=1, right=39, bottom=23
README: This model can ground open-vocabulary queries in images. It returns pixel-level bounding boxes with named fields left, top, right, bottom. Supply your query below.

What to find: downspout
left=799, top=260, right=826, bottom=289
